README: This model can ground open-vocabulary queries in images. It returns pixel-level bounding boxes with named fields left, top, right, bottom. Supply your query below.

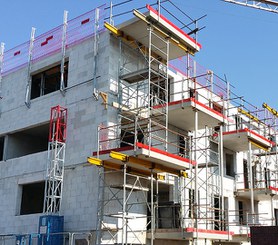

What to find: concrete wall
left=0, top=31, right=110, bottom=234
left=62, top=165, right=99, bottom=231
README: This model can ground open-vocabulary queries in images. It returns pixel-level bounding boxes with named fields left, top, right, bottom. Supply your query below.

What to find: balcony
left=223, top=128, right=274, bottom=152
left=167, top=63, right=230, bottom=131
left=93, top=123, right=195, bottom=176
left=94, top=142, right=194, bottom=175
left=167, top=98, right=228, bottom=131
left=228, top=211, right=273, bottom=243
left=235, top=172, right=278, bottom=200
left=116, top=5, right=201, bottom=61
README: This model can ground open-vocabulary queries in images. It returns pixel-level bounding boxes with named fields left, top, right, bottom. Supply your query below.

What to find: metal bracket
left=99, top=91, right=108, bottom=109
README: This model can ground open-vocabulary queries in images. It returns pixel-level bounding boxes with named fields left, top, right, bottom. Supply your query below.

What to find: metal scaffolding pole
left=204, top=126, right=208, bottom=231
left=122, top=163, right=127, bottom=245
left=219, top=125, right=225, bottom=229
left=95, top=168, right=104, bottom=245
left=60, top=10, right=68, bottom=95
left=93, top=7, right=100, bottom=100
left=165, top=38, right=169, bottom=151
left=194, top=107, right=199, bottom=244
left=109, top=1, right=114, bottom=25
left=271, top=194, right=275, bottom=225
left=0, top=42, right=4, bottom=115
left=25, top=27, right=36, bottom=108
left=148, top=26, right=153, bottom=154
left=0, top=42, right=4, bottom=93
left=248, top=141, right=255, bottom=224
left=151, top=170, right=154, bottom=245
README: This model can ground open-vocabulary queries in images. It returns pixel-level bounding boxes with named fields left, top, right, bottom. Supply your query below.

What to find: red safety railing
left=1, top=4, right=106, bottom=76
left=2, top=41, right=30, bottom=75
left=169, top=56, right=229, bottom=100
left=67, top=6, right=106, bottom=48
left=32, top=25, right=63, bottom=63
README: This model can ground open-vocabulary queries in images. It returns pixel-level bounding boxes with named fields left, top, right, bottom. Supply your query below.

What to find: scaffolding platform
left=109, top=183, right=149, bottom=192
left=116, top=5, right=201, bottom=60
left=120, top=68, right=149, bottom=83
left=93, top=142, right=194, bottom=175
left=223, top=128, right=274, bottom=152
left=198, top=161, right=219, bottom=168
left=120, top=67, right=166, bottom=84
left=164, top=98, right=228, bottom=131
left=150, top=228, right=234, bottom=241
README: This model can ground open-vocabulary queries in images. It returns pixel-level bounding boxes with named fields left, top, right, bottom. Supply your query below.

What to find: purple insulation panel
left=1, top=4, right=106, bottom=76
left=2, top=41, right=29, bottom=76
left=170, top=56, right=229, bottom=99
left=32, top=25, right=63, bottom=63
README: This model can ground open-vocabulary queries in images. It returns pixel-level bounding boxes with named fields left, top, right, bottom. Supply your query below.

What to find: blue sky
left=0, top=0, right=277, bottom=110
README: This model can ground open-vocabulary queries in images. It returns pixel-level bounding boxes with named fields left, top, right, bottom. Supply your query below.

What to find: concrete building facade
left=0, top=2, right=278, bottom=245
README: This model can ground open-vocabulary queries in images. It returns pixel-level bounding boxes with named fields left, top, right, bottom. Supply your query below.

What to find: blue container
left=38, top=215, right=64, bottom=245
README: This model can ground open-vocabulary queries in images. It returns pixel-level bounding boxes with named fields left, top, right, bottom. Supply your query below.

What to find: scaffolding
left=90, top=1, right=235, bottom=244
left=95, top=3, right=176, bottom=242
left=222, top=0, right=278, bottom=235
left=95, top=163, right=154, bottom=245
left=172, top=59, right=230, bottom=243
left=222, top=94, right=278, bottom=236
left=118, top=20, right=169, bottom=153
left=86, top=1, right=278, bottom=244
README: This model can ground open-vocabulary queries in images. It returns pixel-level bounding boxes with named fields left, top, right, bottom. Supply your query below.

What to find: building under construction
left=0, top=1, right=278, bottom=245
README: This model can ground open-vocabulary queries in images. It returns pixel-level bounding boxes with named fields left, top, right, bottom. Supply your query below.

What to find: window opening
left=238, top=200, right=245, bottom=225
left=214, top=196, right=220, bottom=230
left=264, top=167, right=270, bottom=188
left=31, top=62, right=68, bottom=99
left=0, top=136, right=4, bottom=161
left=6, top=124, right=49, bottom=160
left=235, top=115, right=242, bottom=130
left=243, top=159, right=249, bottom=188
left=20, top=182, right=45, bottom=215
left=275, top=208, right=278, bottom=226
left=226, top=153, right=235, bottom=177
left=179, top=136, right=189, bottom=158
